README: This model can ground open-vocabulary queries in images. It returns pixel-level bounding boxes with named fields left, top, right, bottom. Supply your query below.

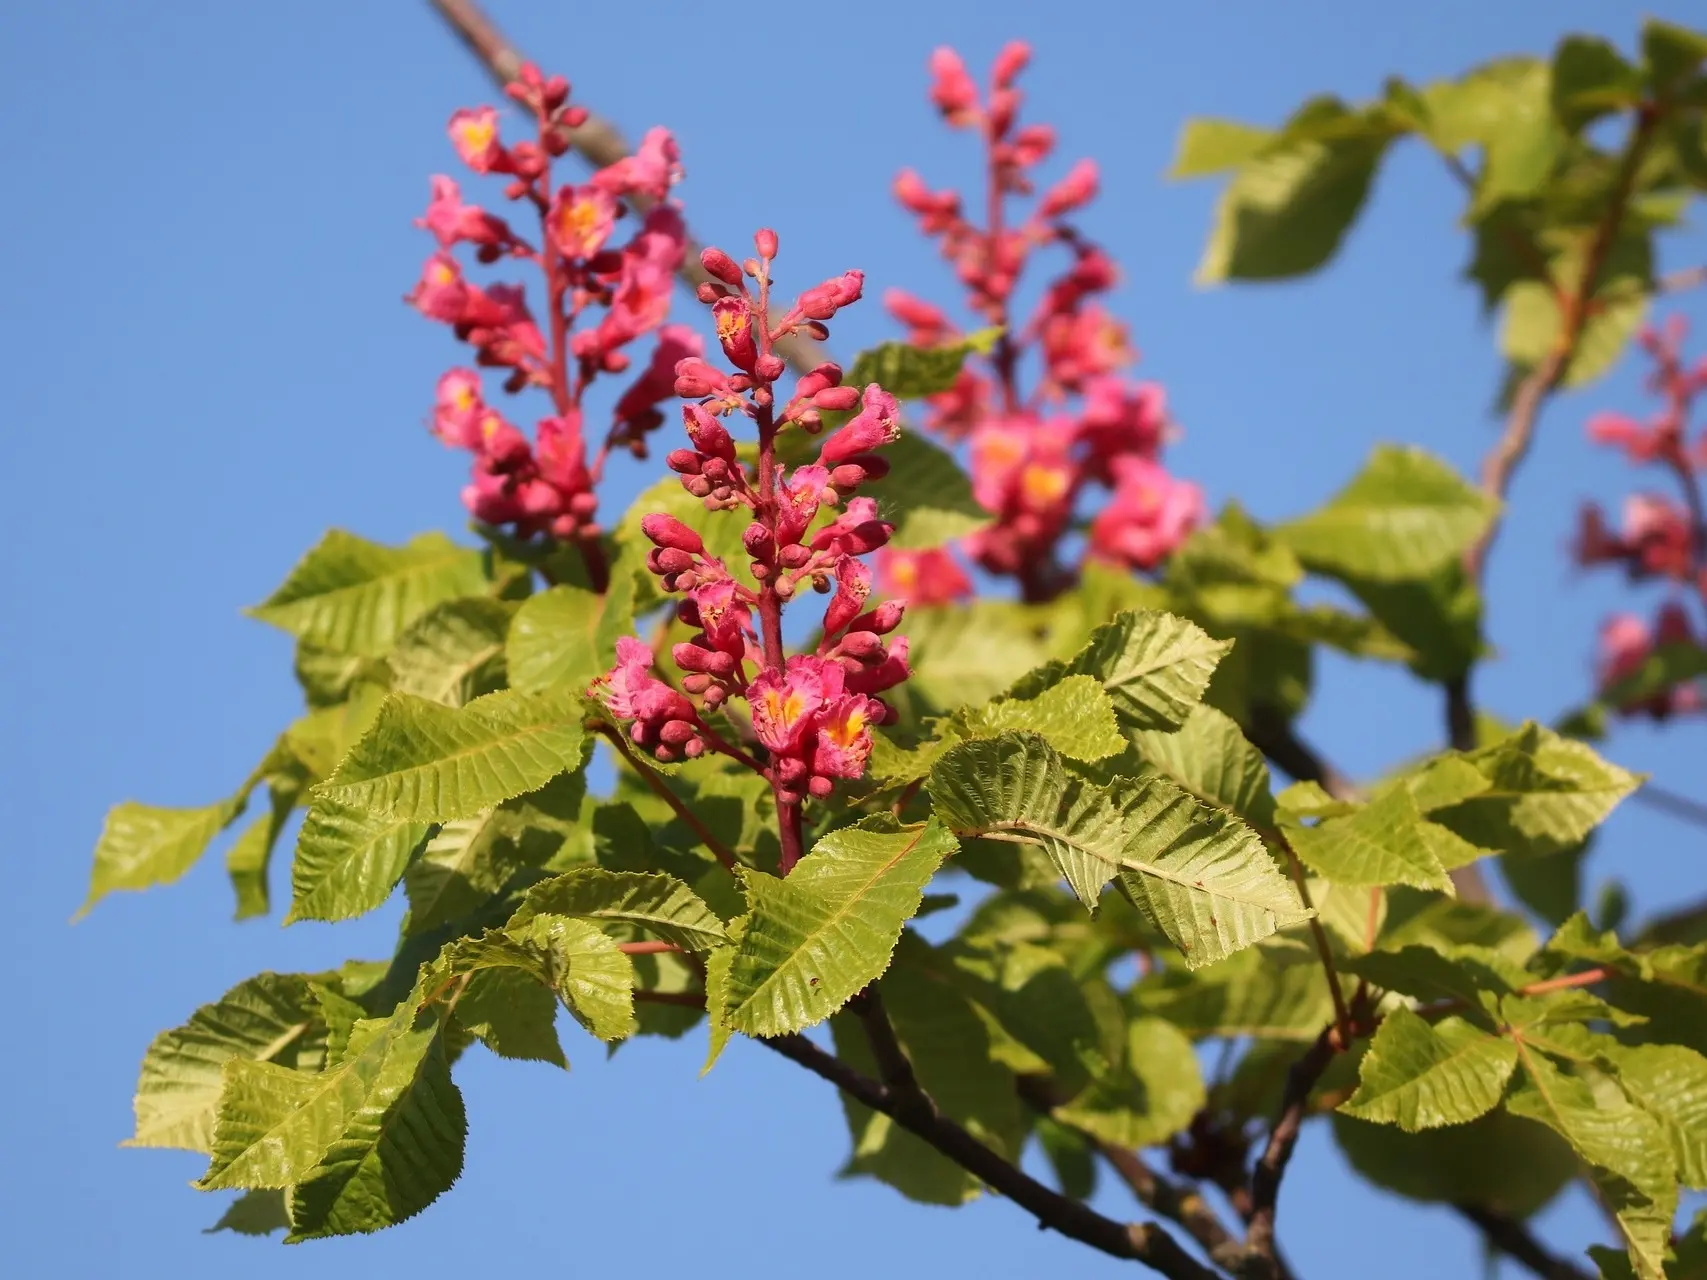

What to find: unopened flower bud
left=681, top=672, right=712, bottom=695
left=696, top=281, right=730, bottom=304
left=813, top=385, right=861, bottom=412
left=743, top=522, right=776, bottom=560
left=660, top=720, right=698, bottom=746
left=700, top=246, right=743, bottom=286
left=641, top=513, right=706, bottom=554
left=779, top=544, right=811, bottom=569
left=756, top=354, right=786, bottom=381
left=808, top=776, right=835, bottom=800
left=654, top=547, right=695, bottom=574
left=755, top=228, right=779, bottom=259
left=829, top=464, right=868, bottom=490
left=775, top=576, right=796, bottom=600
left=839, top=630, right=886, bottom=661
left=666, top=448, right=702, bottom=474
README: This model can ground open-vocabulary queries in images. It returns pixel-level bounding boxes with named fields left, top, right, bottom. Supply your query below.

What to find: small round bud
left=700, top=246, right=744, bottom=286
left=754, top=228, right=779, bottom=259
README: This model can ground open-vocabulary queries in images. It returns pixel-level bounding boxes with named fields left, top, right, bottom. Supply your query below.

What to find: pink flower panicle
left=408, top=65, right=695, bottom=545
left=599, top=230, right=909, bottom=824
left=1577, top=315, right=1707, bottom=715
left=882, top=44, right=1202, bottom=602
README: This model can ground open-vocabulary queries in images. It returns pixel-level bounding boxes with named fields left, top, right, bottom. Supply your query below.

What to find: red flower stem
left=596, top=723, right=739, bottom=873
left=751, top=270, right=809, bottom=878
left=617, top=941, right=682, bottom=956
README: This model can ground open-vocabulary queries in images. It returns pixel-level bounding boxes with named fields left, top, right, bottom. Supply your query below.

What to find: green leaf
left=1135, top=946, right=1335, bottom=1041
left=1126, top=703, right=1277, bottom=827
left=285, top=799, right=429, bottom=925
left=1285, top=787, right=1457, bottom=893
left=1035, top=1117, right=1097, bottom=1200
left=1276, top=446, right=1495, bottom=584
left=1333, top=1107, right=1574, bottom=1215
left=1642, top=19, right=1707, bottom=96
left=248, top=530, right=488, bottom=656
left=955, top=674, right=1125, bottom=763
left=1341, top=561, right=1482, bottom=682
left=385, top=596, right=512, bottom=707
left=1501, top=272, right=1648, bottom=390
left=286, top=1030, right=466, bottom=1241
left=1430, top=722, right=1640, bottom=857
left=206, top=1189, right=290, bottom=1236
left=454, top=967, right=566, bottom=1067
left=316, top=687, right=585, bottom=822
left=1340, top=944, right=1522, bottom=1007
left=80, top=795, right=247, bottom=918
left=1506, top=1049, right=1676, bottom=1280
left=1470, top=59, right=1562, bottom=208
left=505, top=583, right=607, bottom=695
left=1194, top=130, right=1387, bottom=283
left=1606, top=1043, right=1707, bottom=1188
left=699, top=941, right=739, bottom=1075
left=1008, top=610, right=1231, bottom=732
left=294, top=643, right=388, bottom=708
left=1551, top=35, right=1643, bottom=130
left=863, top=432, right=992, bottom=550
left=404, top=772, right=586, bottom=934
left=843, top=330, right=1001, bottom=401
left=929, top=733, right=1309, bottom=968
left=224, top=786, right=294, bottom=921
left=130, top=973, right=332, bottom=1153
left=905, top=600, right=1052, bottom=711
left=1340, top=1008, right=1516, bottom=1131
left=521, top=868, right=729, bottom=951
left=446, top=917, right=636, bottom=1042
left=1054, top=1018, right=1206, bottom=1149
left=1170, top=118, right=1276, bottom=177
left=723, top=818, right=956, bottom=1036
left=830, top=934, right=1024, bottom=1205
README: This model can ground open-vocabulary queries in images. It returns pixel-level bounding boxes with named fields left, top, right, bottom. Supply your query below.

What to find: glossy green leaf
left=955, top=673, right=1125, bottom=763
left=1008, top=610, right=1231, bottom=732
left=285, top=799, right=429, bottom=925
left=1285, top=787, right=1455, bottom=892
left=446, top=917, right=635, bottom=1043
left=505, top=584, right=607, bottom=695
left=385, top=596, right=512, bottom=707
left=930, top=733, right=1309, bottom=968
left=1340, top=1008, right=1516, bottom=1130
left=723, top=818, right=956, bottom=1036
left=905, top=600, right=1051, bottom=711
left=1606, top=1043, right=1707, bottom=1188
left=80, top=795, right=247, bottom=919
left=1134, top=946, right=1336, bottom=1041
left=248, top=530, right=488, bottom=656
left=521, top=868, right=729, bottom=951
left=454, top=968, right=566, bottom=1067
left=316, top=688, right=585, bottom=822
left=130, top=973, right=332, bottom=1153
left=225, top=786, right=295, bottom=921
left=1054, top=1018, right=1205, bottom=1149
left=1277, top=446, right=1495, bottom=584
left=1126, top=704, right=1278, bottom=827
left=1430, top=723, right=1640, bottom=857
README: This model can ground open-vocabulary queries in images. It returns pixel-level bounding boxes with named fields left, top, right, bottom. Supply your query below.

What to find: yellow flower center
left=1021, top=463, right=1070, bottom=506
left=457, top=119, right=494, bottom=153
left=827, top=708, right=867, bottom=747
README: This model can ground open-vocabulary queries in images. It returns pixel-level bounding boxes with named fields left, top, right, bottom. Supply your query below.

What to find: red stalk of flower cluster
left=879, top=43, right=1203, bottom=605
left=1577, top=315, right=1707, bottom=718
left=595, top=233, right=911, bottom=875
left=407, top=63, right=701, bottom=591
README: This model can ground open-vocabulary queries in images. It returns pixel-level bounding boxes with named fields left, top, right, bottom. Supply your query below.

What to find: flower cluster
left=595, top=230, right=910, bottom=870
left=1576, top=316, right=1707, bottom=719
left=407, top=65, right=696, bottom=559
left=882, top=43, right=1203, bottom=602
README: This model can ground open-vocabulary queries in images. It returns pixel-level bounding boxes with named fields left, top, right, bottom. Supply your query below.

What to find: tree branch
left=1243, top=707, right=1360, bottom=803
left=428, top=0, right=832, bottom=376
left=759, top=1032, right=1223, bottom=1279
left=1243, top=1024, right=1337, bottom=1279
left=1452, top=1204, right=1595, bottom=1280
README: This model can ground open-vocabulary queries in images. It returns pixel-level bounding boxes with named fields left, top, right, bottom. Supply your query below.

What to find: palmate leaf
left=1430, top=722, right=1640, bottom=857
left=1126, top=703, right=1277, bottom=827
left=1339, top=1008, right=1517, bottom=1131
left=1007, top=610, right=1231, bottom=732
left=1284, top=786, right=1458, bottom=893
left=1276, top=445, right=1496, bottom=583
left=722, top=818, right=957, bottom=1037
left=1133, top=947, right=1336, bottom=1042
left=80, top=795, right=247, bottom=918
left=1054, top=1018, right=1206, bottom=1150
left=286, top=1031, right=466, bottom=1241
left=1606, top=1043, right=1707, bottom=1188
left=247, top=530, right=489, bottom=656
left=929, top=733, right=1309, bottom=969
left=1506, top=1049, right=1677, bottom=1280
left=505, top=583, right=606, bottom=694
left=520, top=868, right=729, bottom=952
left=130, top=973, right=333, bottom=1153
left=316, top=687, right=585, bottom=822
left=285, top=799, right=430, bottom=925
left=385, top=596, right=512, bottom=707
left=954, top=673, right=1125, bottom=763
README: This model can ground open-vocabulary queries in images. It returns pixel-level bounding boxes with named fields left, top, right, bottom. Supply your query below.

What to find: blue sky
left=3, top=1, right=1704, bottom=1276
